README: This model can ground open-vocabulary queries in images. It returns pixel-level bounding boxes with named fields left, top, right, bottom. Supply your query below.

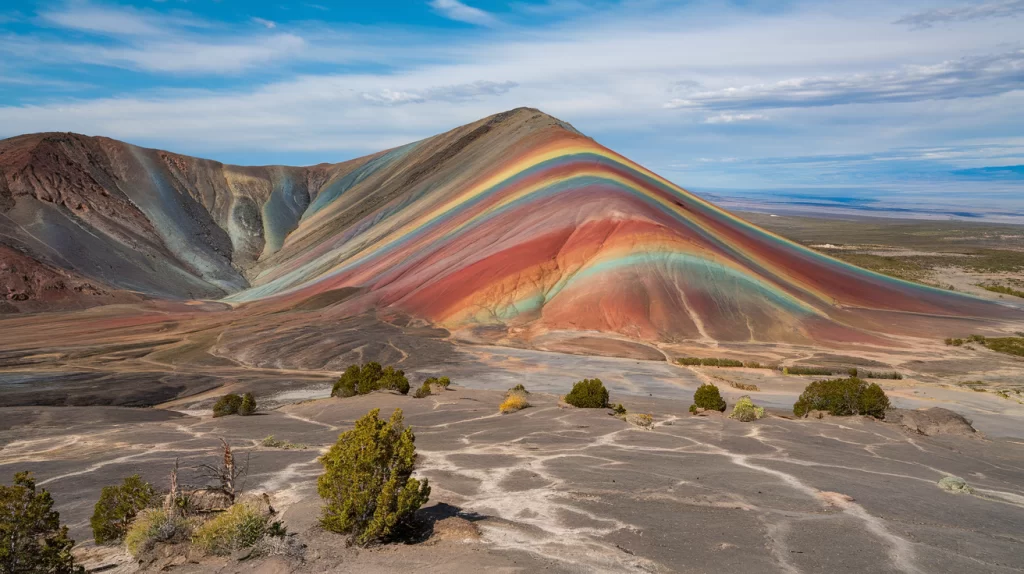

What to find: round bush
left=564, top=379, right=609, bottom=408
left=693, top=383, right=726, bottom=412
left=213, top=394, right=243, bottom=417
left=238, top=393, right=257, bottom=416
left=318, top=408, right=430, bottom=545
left=793, top=377, right=890, bottom=419
left=91, top=474, right=156, bottom=544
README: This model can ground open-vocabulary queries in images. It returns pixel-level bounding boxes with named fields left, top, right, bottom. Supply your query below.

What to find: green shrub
left=412, top=382, right=432, bottom=399
left=191, top=502, right=269, bottom=555
left=858, top=382, right=890, bottom=418
left=91, top=474, right=156, bottom=545
left=792, top=377, right=890, bottom=419
left=332, top=365, right=361, bottom=398
left=238, top=393, right=257, bottom=416
left=612, top=403, right=627, bottom=415
left=318, top=408, right=430, bottom=545
left=677, top=357, right=702, bottom=366
left=693, top=383, right=726, bottom=412
left=688, top=404, right=698, bottom=414
left=213, top=394, right=243, bottom=417
left=848, top=368, right=858, bottom=377
left=333, top=363, right=412, bottom=396
left=729, top=396, right=765, bottom=422
left=563, top=379, right=609, bottom=408
left=1, top=472, right=84, bottom=573
left=945, top=338, right=964, bottom=346
left=435, top=376, right=451, bottom=389
left=380, top=367, right=410, bottom=395
left=124, top=508, right=191, bottom=558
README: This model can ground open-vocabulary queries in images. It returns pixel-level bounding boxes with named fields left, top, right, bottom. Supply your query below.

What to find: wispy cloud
left=361, top=80, right=518, bottom=105
left=895, top=0, right=1024, bottom=29
left=39, top=2, right=204, bottom=36
left=665, top=51, right=1024, bottom=111
left=429, top=0, right=499, bottom=27
left=252, top=17, right=276, bottom=29
left=704, top=113, right=767, bottom=124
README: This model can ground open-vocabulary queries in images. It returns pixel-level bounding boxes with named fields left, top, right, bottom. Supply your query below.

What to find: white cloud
left=665, top=50, right=1024, bottom=111
left=895, top=0, right=1024, bottom=29
left=39, top=1, right=204, bottom=36
left=704, top=113, right=768, bottom=124
left=252, top=17, right=276, bottom=29
left=429, top=0, right=499, bottom=27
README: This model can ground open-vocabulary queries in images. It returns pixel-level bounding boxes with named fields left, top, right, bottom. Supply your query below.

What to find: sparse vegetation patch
left=979, top=283, right=1024, bottom=298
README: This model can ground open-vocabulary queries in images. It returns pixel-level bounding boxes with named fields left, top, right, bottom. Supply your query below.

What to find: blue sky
left=1, top=0, right=1022, bottom=221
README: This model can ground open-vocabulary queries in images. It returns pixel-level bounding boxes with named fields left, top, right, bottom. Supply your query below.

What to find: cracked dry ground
left=2, top=389, right=1023, bottom=573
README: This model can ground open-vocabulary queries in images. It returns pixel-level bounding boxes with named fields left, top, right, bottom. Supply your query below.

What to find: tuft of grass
left=261, top=435, right=307, bottom=450
left=625, top=413, right=653, bottom=429
left=191, top=502, right=270, bottom=556
left=863, top=371, right=903, bottom=380
left=125, top=509, right=192, bottom=558
left=499, top=392, right=530, bottom=414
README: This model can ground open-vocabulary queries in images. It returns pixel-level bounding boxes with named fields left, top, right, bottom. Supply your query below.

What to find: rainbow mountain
left=0, top=108, right=1013, bottom=345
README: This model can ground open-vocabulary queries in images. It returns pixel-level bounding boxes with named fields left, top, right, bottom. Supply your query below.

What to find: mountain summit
left=0, top=108, right=1012, bottom=344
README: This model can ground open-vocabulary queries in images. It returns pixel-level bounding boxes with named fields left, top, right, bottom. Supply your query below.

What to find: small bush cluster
left=506, top=384, right=528, bottom=397
left=318, top=408, right=430, bottom=545
left=213, top=393, right=256, bottom=417
left=332, top=363, right=411, bottom=397
left=793, top=377, right=890, bottom=419
left=677, top=357, right=744, bottom=367
left=729, top=396, right=765, bottom=422
left=91, top=474, right=156, bottom=544
left=1, top=472, right=84, bottom=574
left=692, top=383, right=727, bottom=412
left=611, top=403, right=627, bottom=415
left=563, top=379, right=609, bottom=408
left=863, top=371, right=903, bottom=380
left=782, top=366, right=836, bottom=376
left=192, top=502, right=270, bottom=555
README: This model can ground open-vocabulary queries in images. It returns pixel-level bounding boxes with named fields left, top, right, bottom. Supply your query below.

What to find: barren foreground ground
left=2, top=388, right=1023, bottom=574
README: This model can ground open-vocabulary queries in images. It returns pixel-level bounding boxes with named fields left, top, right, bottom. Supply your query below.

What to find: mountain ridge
left=1, top=108, right=1016, bottom=346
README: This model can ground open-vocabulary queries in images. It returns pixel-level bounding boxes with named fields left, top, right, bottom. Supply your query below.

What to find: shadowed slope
left=1, top=108, right=1018, bottom=344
